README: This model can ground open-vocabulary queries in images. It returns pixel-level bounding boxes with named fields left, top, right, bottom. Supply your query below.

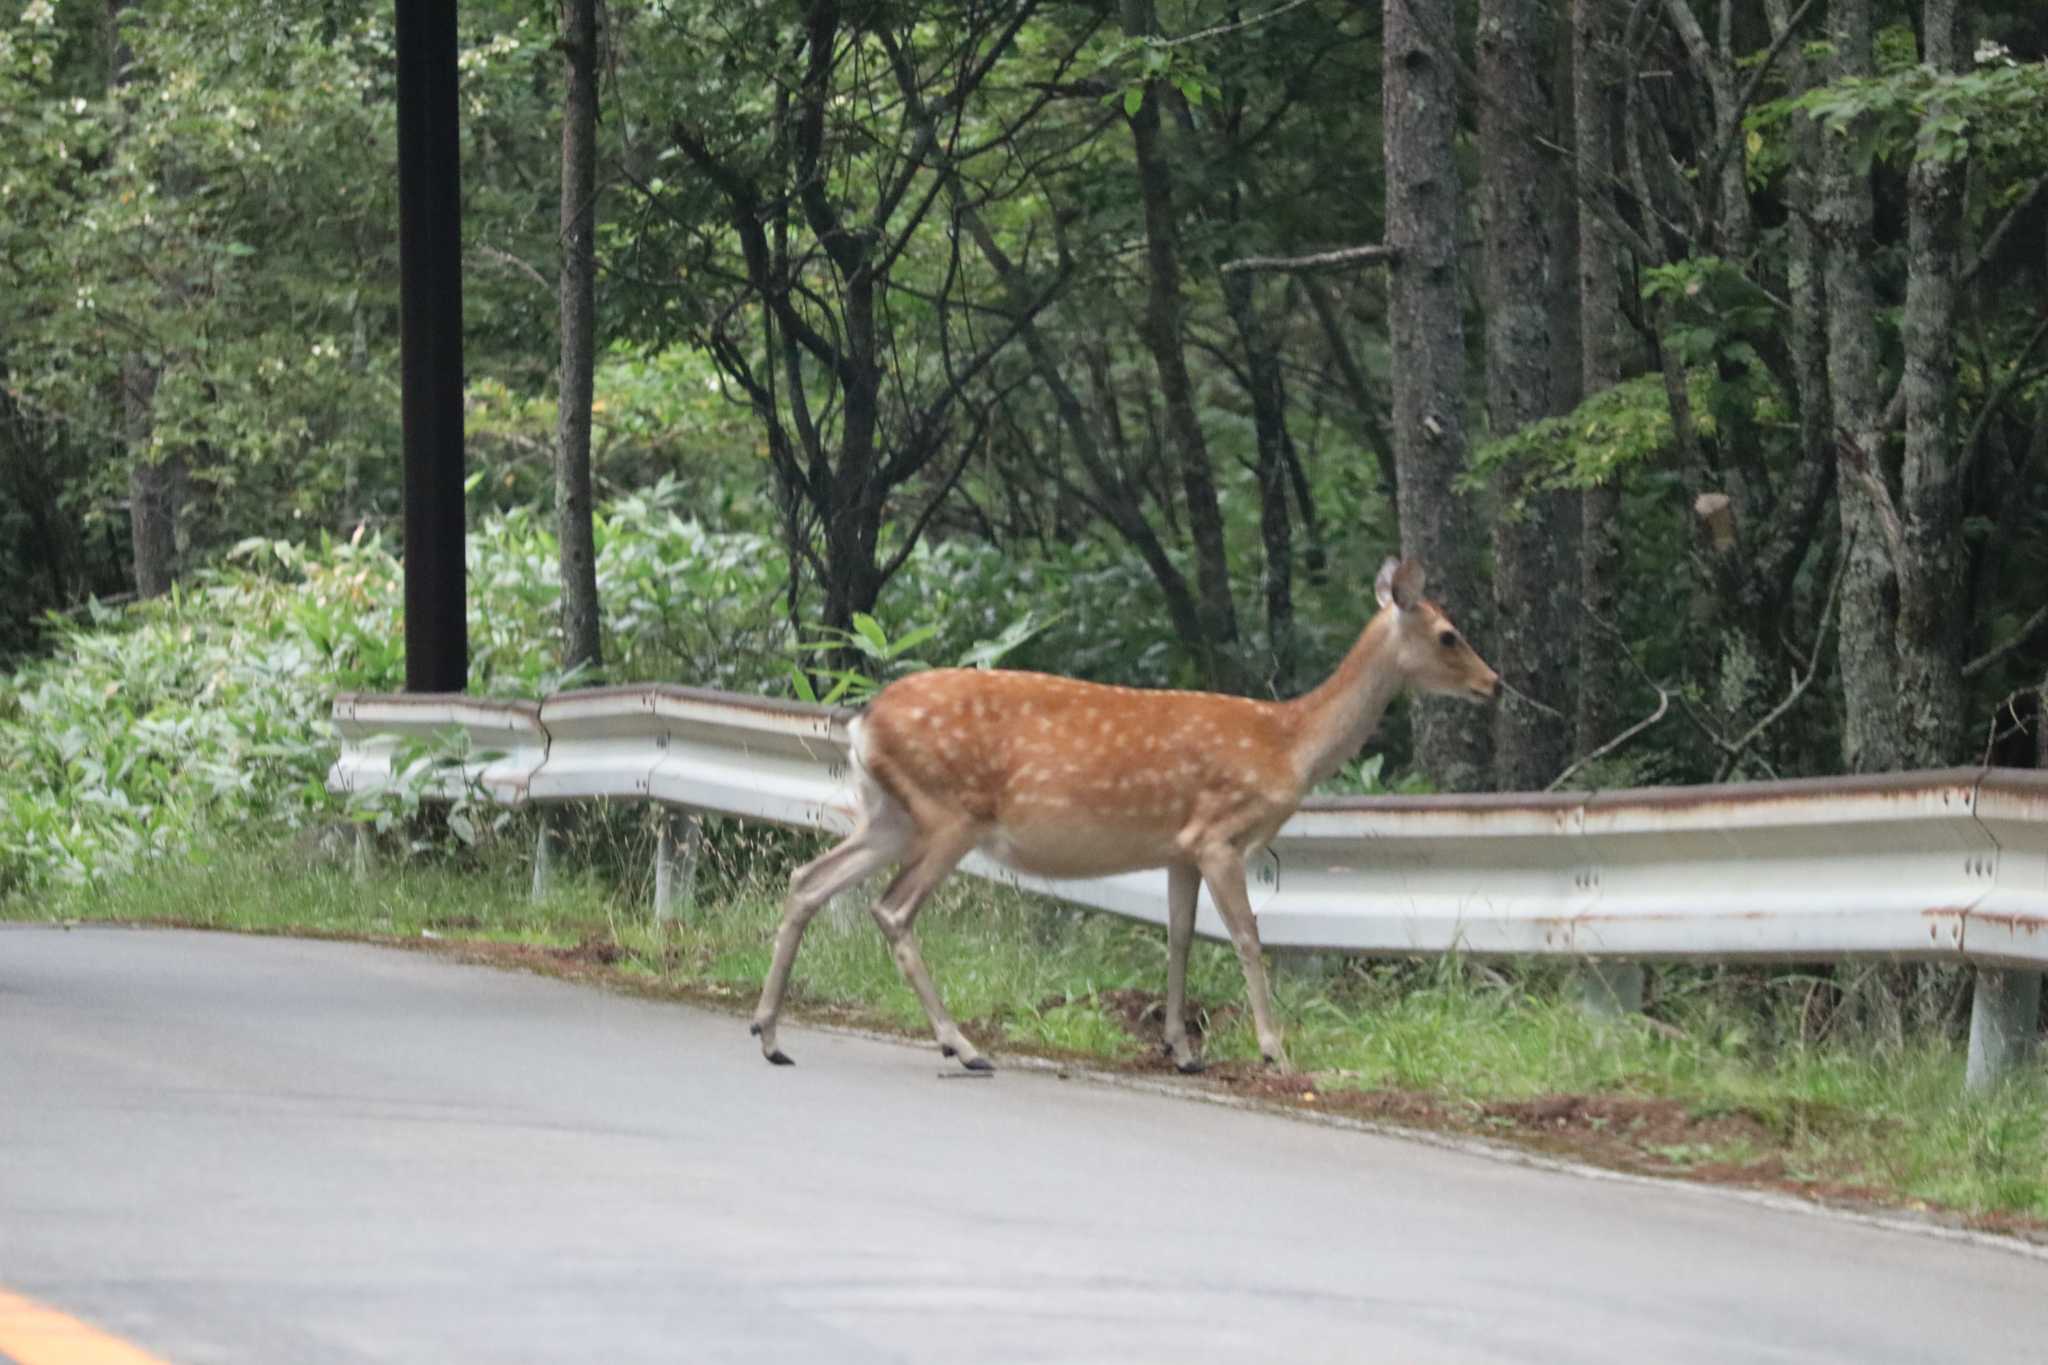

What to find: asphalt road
left=2, top=925, right=2043, bottom=1364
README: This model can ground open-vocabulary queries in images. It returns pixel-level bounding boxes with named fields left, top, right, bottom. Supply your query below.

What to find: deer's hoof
left=963, top=1056, right=995, bottom=1073
left=1176, top=1058, right=1207, bottom=1075
left=766, top=1049, right=795, bottom=1066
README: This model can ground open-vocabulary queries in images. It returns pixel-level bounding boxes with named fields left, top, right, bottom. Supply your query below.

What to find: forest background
left=4, top=0, right=2048, bottom=796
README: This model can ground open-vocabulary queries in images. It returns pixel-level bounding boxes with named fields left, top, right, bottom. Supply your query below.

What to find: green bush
left=0, top=478, right=1226, bottom=897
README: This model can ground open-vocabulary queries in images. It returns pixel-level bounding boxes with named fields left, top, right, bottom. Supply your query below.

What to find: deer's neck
left=1285, top=611, right=1405, bottom=789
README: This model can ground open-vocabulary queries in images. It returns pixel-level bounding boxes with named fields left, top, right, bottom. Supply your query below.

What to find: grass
left=10, top=819, right=2046, bottom=1230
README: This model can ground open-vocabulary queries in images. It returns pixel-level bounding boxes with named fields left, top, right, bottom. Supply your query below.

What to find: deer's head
left=1375, top=557, right=1500, bottom=704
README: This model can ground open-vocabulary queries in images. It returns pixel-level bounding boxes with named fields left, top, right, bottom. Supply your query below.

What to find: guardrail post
left=653, top=812, right=703, bottom=922
left=351, top=825, right=374, bottom=884
left=1274, top=949, right=1340, bottom=988
left=1577, top=962, right=1643, bottom=1018
left=531, top=810, right=555, bottom=902
left=1965, top=968, right=2042, bottom=1091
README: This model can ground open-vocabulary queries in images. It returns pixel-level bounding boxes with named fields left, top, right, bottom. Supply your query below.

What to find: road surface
left=2, top=925, right=2041, bottom=1363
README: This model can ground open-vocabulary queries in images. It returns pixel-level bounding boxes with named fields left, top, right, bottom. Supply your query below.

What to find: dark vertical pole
left=396, top=0, right=468, bottom=693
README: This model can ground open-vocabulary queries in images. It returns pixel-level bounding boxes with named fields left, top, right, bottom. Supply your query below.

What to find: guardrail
left=329, top=684, right=2048, bottom=1087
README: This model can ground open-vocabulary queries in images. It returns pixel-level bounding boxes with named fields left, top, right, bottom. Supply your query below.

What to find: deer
left=751, top=555, right=1500, bottom=1074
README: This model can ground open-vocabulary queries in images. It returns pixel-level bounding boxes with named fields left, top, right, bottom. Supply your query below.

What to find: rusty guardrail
left=330, top=686, right=2048, bottom=1085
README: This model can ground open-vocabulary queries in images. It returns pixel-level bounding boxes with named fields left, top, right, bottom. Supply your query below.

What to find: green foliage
left=1311, top=751, right=1435, bottom=798
left=1465, top=373, right=1702, bottom=510
left=0, top=484, right=785, bottom=895
left=1095, top=34, right=1220, bottom=115
left=0, top=0, right=565, bottom=583
left=786, top=605, right=1060, bottom=703
left=0, top=479, right=1214, bottom=895
left=1750, top=42, right=2048, bottom=175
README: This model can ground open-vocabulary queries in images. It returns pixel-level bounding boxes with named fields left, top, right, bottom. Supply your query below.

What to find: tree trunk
left=1894, top=0, right=1967, bottom=766
left=109, top=0, right=178, bottom=601
left=1123, top=0, right=1239, bottom=689
left=1820, top=0, right=1899, bottom=774
left=1659, top=0, right=1755, bottom=261
left=555, top=0, right=604, bottom=679
left=1548, top=22, right=1582, bottom=424
left=1385, top=0, right=1489, bottom=791
left=1765, top=0, right=1832, bottom=570
left=1222, top=270, right=1297, bottom=695
left=123, top=360, right=180, bottom=599
left=1480, top=0, right=1572, bottom=791
left=2, top=394, right=82, bottom=611
left=1573, top=0, right=1625, bottom=765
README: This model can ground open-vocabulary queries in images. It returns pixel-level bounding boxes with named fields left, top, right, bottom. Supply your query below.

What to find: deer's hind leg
left=866, top=819, right=986, bottom=1070
left=752, top=781, right=912, bottom=1065
left=1161, top=862, right=1204, bottom=1074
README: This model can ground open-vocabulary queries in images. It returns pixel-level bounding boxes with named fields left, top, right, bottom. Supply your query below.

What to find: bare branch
left=1964, top=603, right=2048, bottom=681
left=1146, top=0, right=1316, bottom=48
left=1220, top=244, right=1399, bottom=275
left=1547, top=687, right=1671, bottom=791
left=473, top=245, right=551, bottom=294
left=1961, top=175, right=2047, bottom=288
left=1957, top=313, right=2048, bottom=489
left=1689, top=0, right=1822, bottom=225
left=1980, top=688, right=2037, bottom=767
left=1709, top=548, right=1848, bottom=781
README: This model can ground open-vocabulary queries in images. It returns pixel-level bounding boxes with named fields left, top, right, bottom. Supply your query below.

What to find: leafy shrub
left=0, top=479, right=1216, bottom=896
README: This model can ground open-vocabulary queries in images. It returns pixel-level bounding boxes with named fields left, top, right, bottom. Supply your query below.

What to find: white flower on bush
left=1974, top=39, right=2014, bottom=67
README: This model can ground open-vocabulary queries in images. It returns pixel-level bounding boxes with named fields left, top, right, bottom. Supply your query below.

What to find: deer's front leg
left=1162, top=862, right=1204, bottom=1074
left=1197, top=847, right=1290, bottom=1072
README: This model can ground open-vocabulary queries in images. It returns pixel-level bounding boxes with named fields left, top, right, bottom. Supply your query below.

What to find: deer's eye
left=1438, top=629, right=1460, bottom=649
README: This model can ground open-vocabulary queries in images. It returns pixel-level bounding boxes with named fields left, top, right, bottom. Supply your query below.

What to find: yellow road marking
left=0, top=1287, right=175, bottom=1365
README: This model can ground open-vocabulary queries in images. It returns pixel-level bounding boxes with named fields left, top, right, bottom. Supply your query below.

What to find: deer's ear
left=1374, top=557, right=1402, bottom=609
left=1380, top=557, right=1426, bottom=612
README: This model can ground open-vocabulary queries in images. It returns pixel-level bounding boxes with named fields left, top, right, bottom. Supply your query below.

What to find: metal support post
left=1965, top=968, right=2041, bottom=1092
left=531, top=811, right=554, bottom=903
left=1577, top=962, right=1644, bottom=1018
left=653, top=812, right=703, bottom=922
